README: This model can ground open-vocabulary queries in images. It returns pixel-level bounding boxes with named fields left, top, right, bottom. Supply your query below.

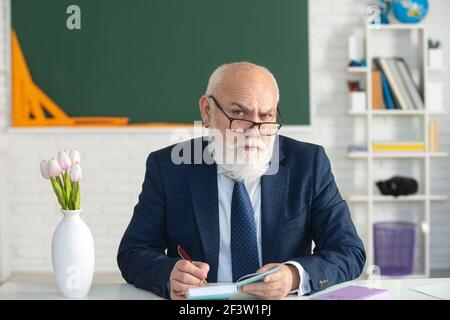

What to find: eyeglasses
left=208, top=95, right=283, bottom=136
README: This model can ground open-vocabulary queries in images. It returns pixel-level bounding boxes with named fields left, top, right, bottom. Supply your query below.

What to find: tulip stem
left=63, top=171, right=73, bottom=210
left=69, top=181, right=79, bottom=210
left=50, top=177, right=67, bottom=209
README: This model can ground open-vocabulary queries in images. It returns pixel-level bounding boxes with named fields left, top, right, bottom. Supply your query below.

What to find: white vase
left=52, top=208, right=95, bottom=299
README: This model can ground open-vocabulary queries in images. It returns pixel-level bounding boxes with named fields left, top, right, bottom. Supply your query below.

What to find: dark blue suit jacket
left=117, top=135, right=365, bottom=298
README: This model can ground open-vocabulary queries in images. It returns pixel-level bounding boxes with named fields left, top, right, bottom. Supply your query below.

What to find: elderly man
left=117, top=62, right=365, bottom=300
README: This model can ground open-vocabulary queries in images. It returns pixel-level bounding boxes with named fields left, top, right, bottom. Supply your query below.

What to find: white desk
left=0, top=282, right=163, bottom=300
left=0, top=278, right=447, bottom=300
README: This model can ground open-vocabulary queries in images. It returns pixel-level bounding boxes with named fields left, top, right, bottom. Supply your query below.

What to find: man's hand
left=242, top=263, right=300, bottom=300
left=169, top=260, right=209, bottom=300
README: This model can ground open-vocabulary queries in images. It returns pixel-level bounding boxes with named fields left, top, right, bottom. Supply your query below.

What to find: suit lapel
left=189, top=162, right=220, bottom=283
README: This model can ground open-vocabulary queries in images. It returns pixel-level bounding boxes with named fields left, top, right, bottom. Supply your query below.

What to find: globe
left=392, top=0, right=429, bottom=24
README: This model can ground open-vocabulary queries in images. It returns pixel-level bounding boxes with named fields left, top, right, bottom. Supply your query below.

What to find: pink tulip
left=48, top=158, right=62, bottom=177
left=70, top=149, right=81, bottom=165
left=58, top=151, right=72, bottom=171
left=40, top=160, right=50, bottom=179
left=70, top=163, right=82, bottom=182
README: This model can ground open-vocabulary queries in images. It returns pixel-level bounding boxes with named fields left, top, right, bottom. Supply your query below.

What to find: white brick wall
left=0, top=0, right=449, bottom=277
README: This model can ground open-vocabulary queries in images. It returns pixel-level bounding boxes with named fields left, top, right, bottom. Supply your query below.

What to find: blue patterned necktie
left=231, top=181, right=260, bottom=282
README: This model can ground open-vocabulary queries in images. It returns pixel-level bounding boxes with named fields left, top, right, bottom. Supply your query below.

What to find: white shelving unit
left=348, top=109, right=447, bottom=116
left=348, top=151, right=448, bottom=159
left=346, top=24, right=448, bottom=278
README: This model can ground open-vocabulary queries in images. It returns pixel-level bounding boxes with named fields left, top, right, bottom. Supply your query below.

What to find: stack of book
left=371, top=121, right=439, bottom=154
left=372, top=57, right=424, bottom=110
left=372, top=141, right=425, bottom=153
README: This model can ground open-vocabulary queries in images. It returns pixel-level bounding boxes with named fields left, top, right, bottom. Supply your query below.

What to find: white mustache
left=228, top=139, right=267, bottom=150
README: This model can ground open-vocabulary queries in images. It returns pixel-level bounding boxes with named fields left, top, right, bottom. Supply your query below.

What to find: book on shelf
left=429, top=120, right=439, bottom=152
left=387, top=58, right=415, bottom=110
left=372, top=141, right=426, bottom=152
left=372, top=70, right=384, bottom=109
left=380, top=71, right=396, bottom=109
left=384, top=58, right=411, bottom=110
left=373, top=57, right=424, bottom=110
left=348, top=144, right=368, bottom=153
left=395, top=58, right=425, bottom=110
left=374, top=58, right=400, bottom=109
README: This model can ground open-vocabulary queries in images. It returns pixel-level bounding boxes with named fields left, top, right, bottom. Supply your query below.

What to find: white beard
left=207, top=129, right=274, bottom=183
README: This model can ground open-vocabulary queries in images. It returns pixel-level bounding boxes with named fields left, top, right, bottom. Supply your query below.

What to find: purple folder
left=311, top=285, right=390, bottom=300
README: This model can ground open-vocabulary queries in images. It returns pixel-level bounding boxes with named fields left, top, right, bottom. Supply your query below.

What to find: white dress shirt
left=216, top=165, right=311, bottom=296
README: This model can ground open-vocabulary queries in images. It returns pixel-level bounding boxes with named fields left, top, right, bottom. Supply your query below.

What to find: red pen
left=177, top=244, right=208, bottom=285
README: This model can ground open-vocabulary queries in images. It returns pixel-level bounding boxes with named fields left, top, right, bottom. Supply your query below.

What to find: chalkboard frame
left=9, top=0, right=312, bottom=130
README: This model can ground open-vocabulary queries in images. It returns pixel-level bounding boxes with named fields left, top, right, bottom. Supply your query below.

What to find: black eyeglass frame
left=208, top=95, right=283, bottom=136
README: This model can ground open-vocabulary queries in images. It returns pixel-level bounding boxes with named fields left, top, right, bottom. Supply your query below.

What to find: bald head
left=199, top=61, right=280, bottom=144
left=205, top=62, right=279, bottom=105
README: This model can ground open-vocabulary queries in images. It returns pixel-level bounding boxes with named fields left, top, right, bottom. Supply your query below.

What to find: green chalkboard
left=12, top=0, right=309, bottom=125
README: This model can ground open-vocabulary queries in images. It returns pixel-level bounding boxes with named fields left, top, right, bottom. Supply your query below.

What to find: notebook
left=409, top=282, right=450, bottom=300
left=311, top=285, right=390, bottom=300
left=186, top=267, right=279, bottom=300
